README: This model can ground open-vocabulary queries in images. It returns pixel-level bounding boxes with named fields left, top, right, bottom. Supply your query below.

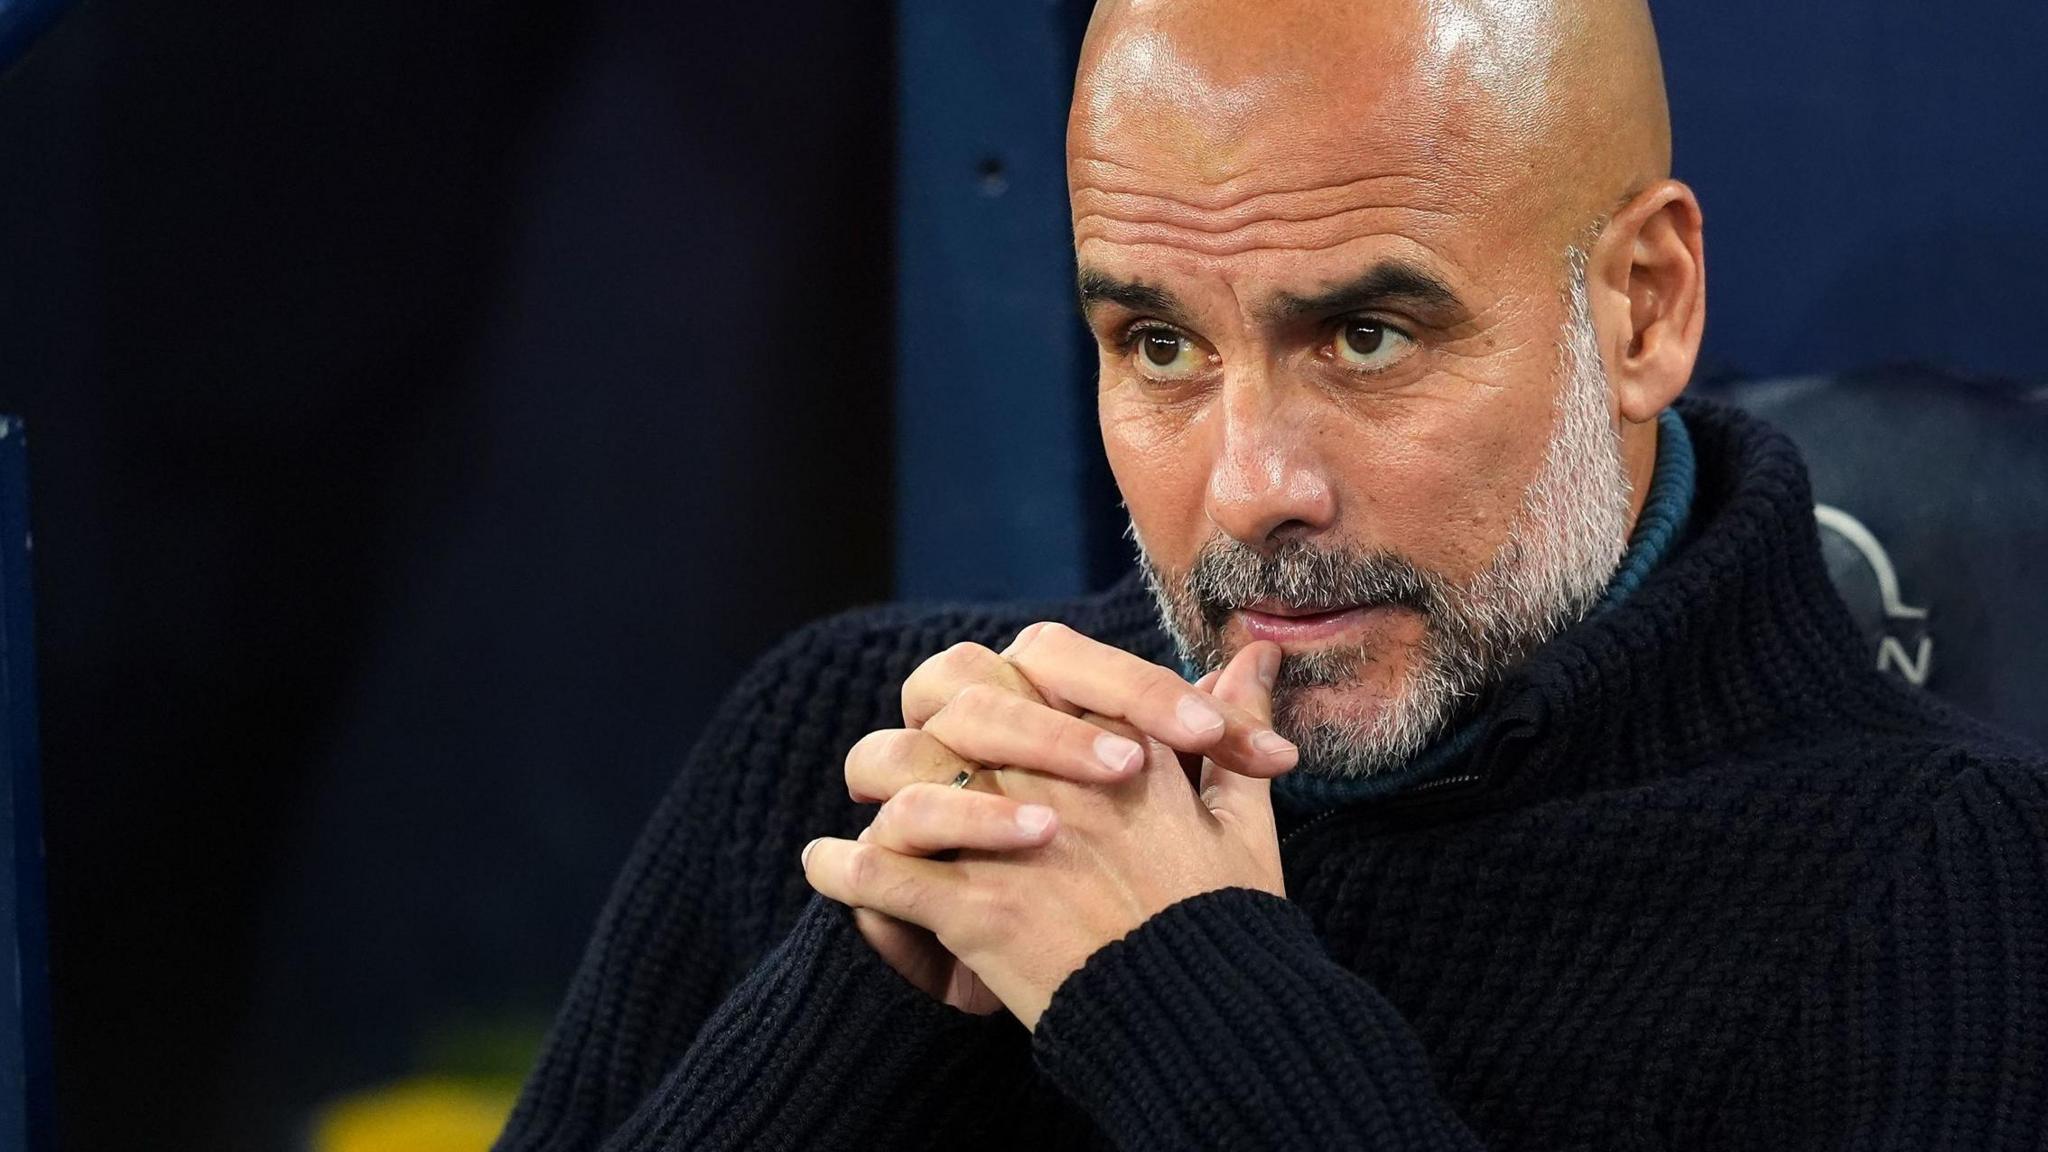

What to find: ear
left=1588, top=180, right=1706, bottom=426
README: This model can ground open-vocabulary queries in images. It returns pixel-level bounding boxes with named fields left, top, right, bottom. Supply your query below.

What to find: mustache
left=1183, top=538, right=1443, bottom=632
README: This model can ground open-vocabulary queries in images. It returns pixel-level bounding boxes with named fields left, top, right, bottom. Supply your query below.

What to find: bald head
left=1073, top=0, right=1672, bottom=247
left=1070, top=0, right=1706, bottom=776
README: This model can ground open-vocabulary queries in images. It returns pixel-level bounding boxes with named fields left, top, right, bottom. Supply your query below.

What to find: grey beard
left=1134, top=250, right=1636, bottom=780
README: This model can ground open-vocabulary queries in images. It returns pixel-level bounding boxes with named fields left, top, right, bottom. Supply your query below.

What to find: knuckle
left=844, top=729, right=910, bottom=794
left=1007, top=619, right=1063, bottom=658
left=845, top=843, right=878, bottom=892
left=887, top=783, right=934, bottom=824
left=1007, top=621, right=1067, bottom=665
left=883, top=727, right=929, bottom=763
left=844, top=728, right=889, bottom=772
left=938, top=641, right=997, bottom=677
left=1134, top=674, right=1184, bottom=716
left=1027, top=621, right=1075, bottom=655
left=879, top=868, right=925, bottom=917
left=944, top=681, right=1004, bottom=721
left=966, top=680, right=1008, bottom=708
left=905, top=644, right=992, bottom=714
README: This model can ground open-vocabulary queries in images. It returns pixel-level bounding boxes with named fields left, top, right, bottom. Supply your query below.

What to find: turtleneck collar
left=1120, top=398, right=1870, bottom=825
left=1271, top=406, right=1698, bottom=814
left=1452, top=397, right=1870, bottom=813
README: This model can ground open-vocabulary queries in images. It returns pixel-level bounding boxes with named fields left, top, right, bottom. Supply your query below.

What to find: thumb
left=1201, top=642, right=1287, bottom=819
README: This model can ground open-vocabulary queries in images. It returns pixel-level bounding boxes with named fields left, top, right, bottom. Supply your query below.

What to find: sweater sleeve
left=590, top=896, right=1033, bottom=1151
left=494, top=615, right=1037, bottom=1152
left=1747, top=756, right=2048, bottom=1150
left=1032, top=886, right=1488, bottom=1152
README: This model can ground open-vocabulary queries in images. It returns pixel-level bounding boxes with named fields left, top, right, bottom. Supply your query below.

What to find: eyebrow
left=1077, top=270, right=1192, bottom=327
left=1077, top=260, right=1466, bottom=331
left=1258, top=261, right=1464, bottom=324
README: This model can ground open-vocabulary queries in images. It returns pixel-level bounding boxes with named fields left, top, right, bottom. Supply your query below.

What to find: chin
left=1270, top=663, right=1454, bottom=779
left=1274, top=678, right=1403, bottom=734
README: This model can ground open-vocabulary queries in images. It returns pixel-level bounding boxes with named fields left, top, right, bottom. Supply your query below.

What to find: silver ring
left=948, top=769, right=976, bottom=789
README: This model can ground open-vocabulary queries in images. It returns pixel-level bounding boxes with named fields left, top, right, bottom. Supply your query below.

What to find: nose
left=1203, top=374, right=1337, bottom=546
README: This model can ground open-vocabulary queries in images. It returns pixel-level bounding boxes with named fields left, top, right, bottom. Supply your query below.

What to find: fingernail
left=1015, top=805, right=1057, bottom=838
left=1257, top=646, right=1282, bottom=690
left=801, top=838, right=821, bottom=868
left=1095, top=732, right=1144, bottom=774
left=1252, top=730, right=1298, bottom=763
left=1176, top=694, right=1226, bottom=738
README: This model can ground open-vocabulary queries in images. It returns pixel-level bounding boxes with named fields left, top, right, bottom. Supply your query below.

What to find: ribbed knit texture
left=1600, top=405, right=1696, bottom=605
left=1275, top=406, right=1697, bottom=813
left=497, top=397, right=2048, bottom=1152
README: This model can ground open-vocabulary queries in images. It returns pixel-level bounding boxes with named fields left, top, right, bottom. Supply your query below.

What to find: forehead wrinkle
left=1074, top=224, right=1475, bottom=299
left=1071, top=154, right=1266, bottom=195
left=1073, top=196, right=1460, bottom=239
left=1072, top=209, right=1457, bottom=261
left=1071, top=156, right=1448, bottom=214
left=1071, top=184, right=1457, bottom=236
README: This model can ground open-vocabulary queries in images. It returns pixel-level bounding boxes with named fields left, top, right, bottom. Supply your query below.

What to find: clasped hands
left=802, top=622, right=1299, bottom=1030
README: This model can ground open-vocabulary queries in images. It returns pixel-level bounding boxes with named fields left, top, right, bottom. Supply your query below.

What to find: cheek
left=1322, top=364, right=1560, bottom=579
left=1381, top=429, right=1528, bottom=574
left=1099, top=391, right=1213, bottom=563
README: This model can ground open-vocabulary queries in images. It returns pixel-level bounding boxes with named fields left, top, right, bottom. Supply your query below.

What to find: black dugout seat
left=1714, top=367, right=2048, bottom=749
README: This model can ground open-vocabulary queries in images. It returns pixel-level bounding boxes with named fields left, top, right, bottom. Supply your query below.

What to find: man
left=497, top=1, right=2048, bottom=1148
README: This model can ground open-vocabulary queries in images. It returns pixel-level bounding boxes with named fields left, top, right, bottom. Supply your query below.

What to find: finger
left=1223, top=642, right=1282, bottom=727
left=922, top=683, right=1146, bottom=783
left=901, top=641, right=1047, bottom=729
left=1007, top=623, right=1296, bottom=777
left=852, top=908, right=953, bottom=1000
left=845, top=728, right=976, bottom=804
left=1202, top=642, right=1290, bottom=817
left=999, top=621, right=1053, bottom=658
left=868, top=782, right=1058, bottom=855
left=802, top=836, right=959, bottom=934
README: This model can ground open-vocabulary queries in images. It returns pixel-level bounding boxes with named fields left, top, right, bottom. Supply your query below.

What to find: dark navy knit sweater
left=497, top=399, right=2048, bottom=1151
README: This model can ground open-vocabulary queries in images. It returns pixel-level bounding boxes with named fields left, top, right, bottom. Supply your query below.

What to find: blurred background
left=0, top=0, right=2043, bottom=1148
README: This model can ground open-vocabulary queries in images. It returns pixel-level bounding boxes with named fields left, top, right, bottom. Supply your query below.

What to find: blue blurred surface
left=895, top=0, right=1104, bottom=602
left=0, top=417, right=52, bottom=1152
left=1659, top=0, right=2048, bottom=384
left=895, top=0, right=2048, bottom=603
left=0, top=0, right=70, bottom=75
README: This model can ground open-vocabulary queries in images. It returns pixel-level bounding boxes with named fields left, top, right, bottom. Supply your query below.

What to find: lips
left=1242, top=598, right=1346, bottom=618
left=1236, top=602, right=1387, bottom=645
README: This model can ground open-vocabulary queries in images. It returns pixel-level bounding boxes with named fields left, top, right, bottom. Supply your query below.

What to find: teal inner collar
left=1266, top=406, right=1697, bottom=814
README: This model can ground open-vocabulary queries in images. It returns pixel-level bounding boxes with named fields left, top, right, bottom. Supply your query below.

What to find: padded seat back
left=1716, top=369, right=2048, bottom=748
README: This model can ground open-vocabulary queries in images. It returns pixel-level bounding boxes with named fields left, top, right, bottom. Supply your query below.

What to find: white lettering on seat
left=1815, top=505, right=1935, bottom=686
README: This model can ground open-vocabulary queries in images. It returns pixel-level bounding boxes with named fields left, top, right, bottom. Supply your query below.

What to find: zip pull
left=1279, top=806, right=1344, bottom=850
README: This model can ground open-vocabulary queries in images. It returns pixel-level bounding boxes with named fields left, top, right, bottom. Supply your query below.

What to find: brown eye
left=1129, top=327, right=1204, bottom=381
left=1332, top=317, right=1416, bottom=371
left=1342, top=321, right=1385, bottom=357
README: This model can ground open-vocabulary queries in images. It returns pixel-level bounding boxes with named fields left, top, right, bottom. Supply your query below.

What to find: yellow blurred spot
left=311, top=1077, right=519, bottom=1152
